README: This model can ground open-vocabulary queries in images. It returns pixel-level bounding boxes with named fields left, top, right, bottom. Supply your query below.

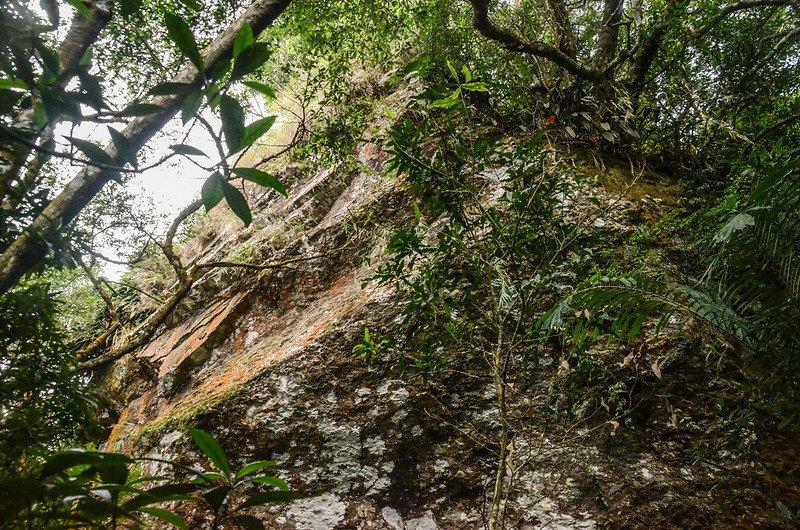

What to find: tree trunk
left=0, top=0, right=293, bottom=295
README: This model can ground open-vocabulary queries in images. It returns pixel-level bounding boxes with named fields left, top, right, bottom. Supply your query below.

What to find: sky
left=53, top=95, right=272, bottom=279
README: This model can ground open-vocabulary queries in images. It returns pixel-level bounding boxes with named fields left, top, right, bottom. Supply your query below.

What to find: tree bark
left=465, top=0, right=604, bottom=83
left=594, top=0, right=625, bottom=70
left=0, top=0, right=293, bottom=295
left=0, top=0, right=115, bottom=204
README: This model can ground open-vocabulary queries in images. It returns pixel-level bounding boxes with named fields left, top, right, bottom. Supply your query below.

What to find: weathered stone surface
left=103, top=146, right=799, bottom=529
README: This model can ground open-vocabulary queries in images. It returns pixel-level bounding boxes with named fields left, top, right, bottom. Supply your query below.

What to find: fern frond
left=540, top=276, right=756, bottom=350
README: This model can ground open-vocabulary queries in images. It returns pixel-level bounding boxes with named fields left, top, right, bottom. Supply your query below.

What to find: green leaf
left=33, top=104, right=47, bottom=128
left=461, top=82, right=487, bottom=92
left=446, top=60, right=459, bottom=83
left=230, top=168, right=286, bottom=196
left=119, top=0, right=144, bottom=19
left=461, top=65, right=472, bottom=83
left=122, top=484, right=201, bottom=510
left=192, top=471, right=227, bottom=484
left=714, top=212, right=755, bottom=243
left=148, top=82, right=194, bottom=96
left=169, top=144, right=207, bottom=157
left=181, top=91, right=204, bottom=124
left=178, top=0, right=201, bottom=11
left=222, top=180, right=252, bottom=226
left=68, top=137, right=114, bottom=166
left=0, top=79, right=27, bottom=90
left=79, top=47, right=93, bottom=66
left=430, top=97, right=459, bottom=109
left=138, top=507, right=188, bottom=529
left=108, top=127, right=138, bottom=168
left=243, top=81, right=276, bottom=100
left=233, top=515, right=265, bottom=530
left=98, top=461, right=130, bottom=485
left=40, top=450, right=131, bottom=479
left=234, top=460, right=276, bottom=480
left=64, top=0, right=92, bottom=19
left=201, top=172, right=225, bottom=212
left=245, top=476, right=289, bottom=491
left=164, top=13, right=204, bottom=72
left=36, top=43, right=60, bottom=77
left=233, top=25, right=254, bottom=60
left=39, top=87, right=63, bottom=121
left=219, top=95, right=245, bottom=153
left=189, top=428, right=232, bottom=477
left=231, top=43, right=271, bottom=81
left=241, top=115, right=276, bottom=149
left=239, top=490, right=303, bottom=509
left=119, top=103, right=163, bottom=117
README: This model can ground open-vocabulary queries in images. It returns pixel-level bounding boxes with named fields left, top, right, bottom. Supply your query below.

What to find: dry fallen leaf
left=651, top=358, right=662, bottom=380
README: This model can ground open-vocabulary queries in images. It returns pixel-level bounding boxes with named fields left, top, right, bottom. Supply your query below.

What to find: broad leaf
left=243, top=81, right=276, bottom=100
left=201, top=485, right=230, bottom=511
left=169, top=144, right=207, bottom=157
left=164, top=13, right=204, bottom=72
left=241, top=115, right=276, bottom=150
left=108, top=127, right=138, bottom=168
left=233, top=25, right=254, bottom=60
left=219, top=95, right=245, bottom=153
left=68, top=137, right=114, bottom=166
left=234, top=460, right=276, bottom=480
left=40, top=450, right=131, bottom=479
left=181, top=91, right=204, bottom=124
left=222, top=180, right=252, bottom=226
left=119, top=0, right=144, bottom=19
left=231, top=43, right=271, bottom=81
left=446, top=60, right=459, bottom=83
left=0, top=79, right=27, bottom=90
left=461, top=82, right=487, bottom=92
left=189, top=428, right=232, bottom=477
left=230, top=168, right=286, bottom=196
left=245, top=476, right=289, bottom=491
left=239, top=490, right=303, bottom=509
left=201, top=172, right=225, bottom=212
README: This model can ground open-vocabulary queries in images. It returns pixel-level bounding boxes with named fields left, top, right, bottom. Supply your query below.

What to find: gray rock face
left=103, top=145, right=797, bottom=529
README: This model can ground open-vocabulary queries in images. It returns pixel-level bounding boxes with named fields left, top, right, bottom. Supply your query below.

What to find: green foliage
left=0, top=283, right=96, bottom=474
left=374, top=79, right=584, bottom=375
left=543, top=147, right=800, bottom=423
left=0, top=428, right=299, bottom=529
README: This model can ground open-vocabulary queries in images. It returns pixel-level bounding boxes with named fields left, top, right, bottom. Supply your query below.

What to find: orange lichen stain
left=329, top=272, right=355, bottom=295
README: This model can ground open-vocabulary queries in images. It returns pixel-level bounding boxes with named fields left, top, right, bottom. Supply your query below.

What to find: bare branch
left=464, top=0, right=604, bottom=82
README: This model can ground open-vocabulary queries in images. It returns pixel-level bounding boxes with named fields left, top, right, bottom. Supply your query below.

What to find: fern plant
left=541, top=147, right=800, bottom=419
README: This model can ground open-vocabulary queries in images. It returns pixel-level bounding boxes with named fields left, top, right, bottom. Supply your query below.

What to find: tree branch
left=0, top=0, right=294, bottom=296
left=464, top=0, right=604, bottom=82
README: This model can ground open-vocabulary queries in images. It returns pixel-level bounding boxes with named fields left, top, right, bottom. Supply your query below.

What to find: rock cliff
left=100, top=140, right=799, bottom=529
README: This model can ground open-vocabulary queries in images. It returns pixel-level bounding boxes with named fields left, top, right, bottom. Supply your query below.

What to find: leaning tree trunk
left=0, top=0, right=115, bottom=204
left=0, top=0, right=293, bottom=295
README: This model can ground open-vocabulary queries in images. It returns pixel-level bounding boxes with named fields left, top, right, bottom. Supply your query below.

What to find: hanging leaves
left=164, top=13, right=204, bottom=72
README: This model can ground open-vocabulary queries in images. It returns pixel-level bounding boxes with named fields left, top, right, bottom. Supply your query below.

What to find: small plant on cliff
left=188, top=428, right=301, bottom=529
left=0, top=428, right=299, bottom=529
